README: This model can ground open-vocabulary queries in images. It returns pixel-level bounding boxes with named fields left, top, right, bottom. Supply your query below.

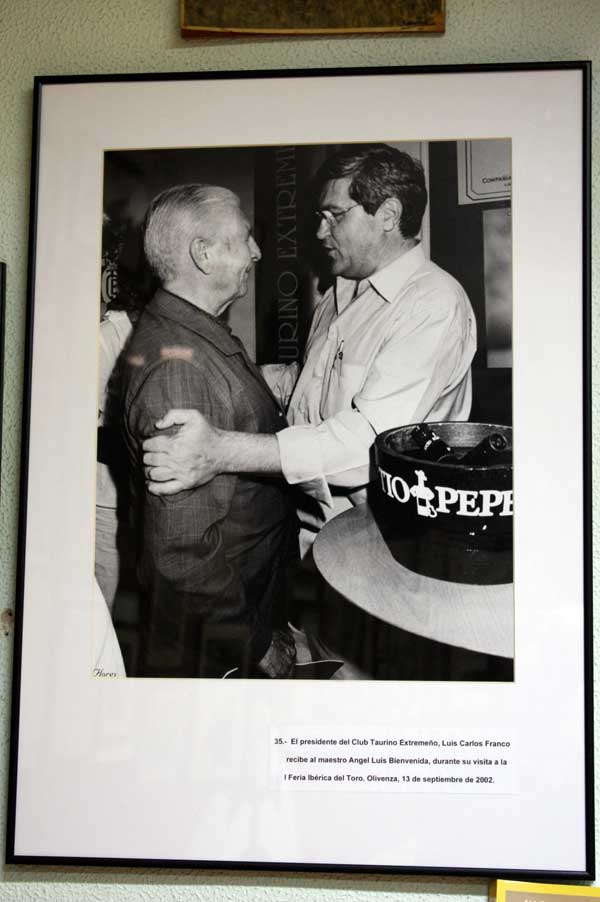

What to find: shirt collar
left=148, top=288, right=244, bottom=357
left=334, top=242, right=426, bottom=313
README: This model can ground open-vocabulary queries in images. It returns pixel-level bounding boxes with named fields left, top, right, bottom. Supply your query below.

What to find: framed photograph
left=7, top=63, right=592, bottom=877
left=180, top=0, right=445, bottom=37
left=0, top=263, right=5, bottom=481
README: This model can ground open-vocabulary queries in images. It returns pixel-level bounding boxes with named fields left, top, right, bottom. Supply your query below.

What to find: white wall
left=0, top=0, right=599, bottom=898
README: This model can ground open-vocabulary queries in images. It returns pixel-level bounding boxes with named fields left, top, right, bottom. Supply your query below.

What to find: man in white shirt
left=142, top=144, right=476, bottom=555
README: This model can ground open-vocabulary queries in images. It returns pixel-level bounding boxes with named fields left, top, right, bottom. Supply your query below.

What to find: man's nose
left=250, top=236, right=261, bottom=262
left=316, top=216, right=331, bottom=240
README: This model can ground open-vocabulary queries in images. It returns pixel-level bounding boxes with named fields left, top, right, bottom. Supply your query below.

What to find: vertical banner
left=254, top=145, right=322, bottom=365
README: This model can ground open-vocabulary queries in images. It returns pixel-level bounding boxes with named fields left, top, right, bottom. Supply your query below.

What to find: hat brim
left=312, top=504, right=514, bottom=660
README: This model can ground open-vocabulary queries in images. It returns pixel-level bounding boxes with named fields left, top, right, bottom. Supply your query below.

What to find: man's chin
left=326, top=254, right=343, bottom=273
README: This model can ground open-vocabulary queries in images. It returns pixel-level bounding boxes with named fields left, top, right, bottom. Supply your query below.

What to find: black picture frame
left=7, top=62, right=593, bottom=878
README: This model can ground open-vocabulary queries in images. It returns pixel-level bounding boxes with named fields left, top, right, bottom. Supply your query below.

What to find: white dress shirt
left=263, top=242, right=477, bottom=548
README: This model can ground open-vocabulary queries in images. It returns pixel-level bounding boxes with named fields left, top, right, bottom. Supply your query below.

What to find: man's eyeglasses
left=314, top=204, right=360, bottom=228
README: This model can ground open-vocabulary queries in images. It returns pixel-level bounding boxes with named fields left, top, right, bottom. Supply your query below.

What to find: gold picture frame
left=180, top=0, right=445, bottom=38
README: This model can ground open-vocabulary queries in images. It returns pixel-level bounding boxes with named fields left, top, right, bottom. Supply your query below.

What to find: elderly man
left=142, top=145, right=477, bottom=554
left=121, top=184, right=297, bottom=678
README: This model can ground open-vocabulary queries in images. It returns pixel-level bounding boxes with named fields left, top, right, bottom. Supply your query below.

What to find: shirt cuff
left=276, top=425, right=333, bottom=507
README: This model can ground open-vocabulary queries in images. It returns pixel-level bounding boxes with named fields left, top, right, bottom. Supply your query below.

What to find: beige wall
left=0, top=0, right=598, bottom=897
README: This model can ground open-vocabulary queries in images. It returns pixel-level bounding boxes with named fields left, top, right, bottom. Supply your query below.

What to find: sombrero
left=312, top=503, right=513, bottom=660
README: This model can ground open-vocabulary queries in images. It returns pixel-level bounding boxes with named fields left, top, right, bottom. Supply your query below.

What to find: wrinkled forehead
left=319, top=176, right=353, bottom=209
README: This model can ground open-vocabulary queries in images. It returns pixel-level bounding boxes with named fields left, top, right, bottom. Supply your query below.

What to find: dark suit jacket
left=122, top=289, right=297, bottom=677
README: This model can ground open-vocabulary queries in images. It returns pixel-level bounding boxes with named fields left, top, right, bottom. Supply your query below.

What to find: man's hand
left=143, top=408, right=283, bottom=496
left=143, top=409, right=222, bottom=495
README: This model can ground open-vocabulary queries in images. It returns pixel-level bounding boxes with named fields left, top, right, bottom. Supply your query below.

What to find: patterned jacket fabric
left=122, top=289, right=297, bottom=678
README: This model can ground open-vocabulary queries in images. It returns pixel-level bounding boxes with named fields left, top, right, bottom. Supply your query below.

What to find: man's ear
left=379, top=197, right=402, bottom=233
left=190, top=237, right=211, bottom=274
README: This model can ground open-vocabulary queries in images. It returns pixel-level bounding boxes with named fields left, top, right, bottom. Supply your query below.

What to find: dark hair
left=317, top=143, right=427, bottom=239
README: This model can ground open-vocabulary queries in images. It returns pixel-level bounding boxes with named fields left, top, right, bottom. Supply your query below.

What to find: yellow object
left=492, top=882, right=600, bottom=902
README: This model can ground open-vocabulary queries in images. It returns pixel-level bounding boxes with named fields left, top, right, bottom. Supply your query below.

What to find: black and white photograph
left=95, top=138, right=513, bottom=683
left=8, top=64, right=591, bottom=876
